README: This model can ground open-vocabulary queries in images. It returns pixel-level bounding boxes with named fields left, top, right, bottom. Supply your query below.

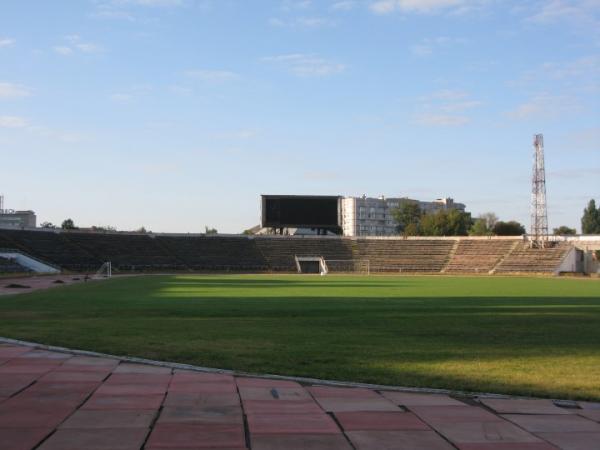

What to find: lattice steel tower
left=530, top=134, right=548, bottom=248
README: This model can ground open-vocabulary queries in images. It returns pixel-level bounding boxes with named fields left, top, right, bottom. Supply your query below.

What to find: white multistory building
left=341, top=196, right=466, bottom=237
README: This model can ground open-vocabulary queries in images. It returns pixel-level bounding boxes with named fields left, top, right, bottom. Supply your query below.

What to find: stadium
left=2, top=1, right=600, bottom=448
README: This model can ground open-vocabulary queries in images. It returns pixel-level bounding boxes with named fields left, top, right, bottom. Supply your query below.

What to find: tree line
left=391, top=198, right=600, bottom=237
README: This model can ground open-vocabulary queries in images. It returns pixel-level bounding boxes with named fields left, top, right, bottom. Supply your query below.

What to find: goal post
left=324, top=259, right=370, bottom=275
left=295, top=256, right=370, bottom=275
left=94, top=261, right=112, bottom=279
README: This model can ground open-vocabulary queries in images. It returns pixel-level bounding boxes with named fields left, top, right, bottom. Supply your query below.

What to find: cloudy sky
left=1, top=0, right=598, bottom=233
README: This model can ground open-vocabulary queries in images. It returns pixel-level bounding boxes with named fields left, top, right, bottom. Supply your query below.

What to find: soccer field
left=1, top=274, right=599, bottom=400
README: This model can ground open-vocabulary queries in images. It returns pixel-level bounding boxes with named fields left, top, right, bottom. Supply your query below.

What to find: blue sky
left=1, top=0, right=598, bottom=233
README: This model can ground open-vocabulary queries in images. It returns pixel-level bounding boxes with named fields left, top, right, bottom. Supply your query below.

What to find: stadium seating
left=64, top=233, right=184, bottom=272
left=0, top=229, right=100, bottom=271
left=444, top=239, right=520, bottom=274
left=0, top=229, right=573, bottom=275
left=494, top=241, right=571, bottom=274
left=0, top=256, right=29, bottom=273
left=156, top=236, right=267, bottom=271
left=354, top=239, right=455, bottom=273
left=255, top=237, right=354, bottom=271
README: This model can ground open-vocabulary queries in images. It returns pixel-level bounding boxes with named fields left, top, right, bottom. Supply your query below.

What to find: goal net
left=94, top=261, right=112, bottom=279
left=324, top=259, right=370, bottom=275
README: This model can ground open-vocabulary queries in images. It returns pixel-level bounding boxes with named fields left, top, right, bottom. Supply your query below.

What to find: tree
left=581, top=199, right=600, bottom=234
left=40, top=222, right=56, bottom=229
left=205, top=226, right=218, bottom=235
left=493, top=220, right=525, bottom=236
left=136, top=226, right=148, bottom=233
left=392, top=200, right=422, bottom=235
left=469, top=212, right=498, bottom=236
left=91, top=225, right=116, bottom=232
left=420, top=209, right=471, bottom=236
left=553, top=226, right=576, bottom=235
left=61, top=218, right=77, bottom=230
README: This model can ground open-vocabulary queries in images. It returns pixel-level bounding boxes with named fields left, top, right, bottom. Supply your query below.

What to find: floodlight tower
left=530, top=134, right=548, bottom=248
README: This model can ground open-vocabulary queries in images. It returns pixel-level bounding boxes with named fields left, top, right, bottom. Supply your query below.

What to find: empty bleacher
left=64, top=233, right=183, bottom=272
left=0, top=229, right=100, bottom=271
left=255, top=237, right=354, bottom=271
left=0, top=256, right=29, bottom=273
left=444, top=239, right=519, bottom=274
left=156, top=236, right=267, bottom=271
left=494, top=242, right=571, bottom=274
left=355, top=239, right=455, bottom=273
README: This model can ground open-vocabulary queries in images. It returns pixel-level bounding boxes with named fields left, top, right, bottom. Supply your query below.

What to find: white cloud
left=416, top=114, right=470, bottom=126
left=0, top=82, right=31, bottom=99
left=331, top=1, right=357, bottom=10
left=281, top=0, right=312, bottom=11
left=529, top=0, right=600, bottom=24
left=0, top=38, right=15, bottom=48
left=269, top=16, right=336, bottom=28
left=0, top=115, right=27, bottom=128
left=507, top=93, right=581, bottom=120
left=371, top=0, right=472, bottom=14
left=53, top=46, right=74, bottom=56
left=262, top=54, right=346, bottom=77
left=415, top=89, right=481, bottom=126
left=410, top=36, right=467, bottom=57
left=110, top=93, right=134, bottom=103
left=184, top=69, right=239, bottom=82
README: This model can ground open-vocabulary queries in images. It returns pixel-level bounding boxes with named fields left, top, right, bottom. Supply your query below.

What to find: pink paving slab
left=334, top=411, right=431, bottom=431
left=247, top=413, right=341, bottom=435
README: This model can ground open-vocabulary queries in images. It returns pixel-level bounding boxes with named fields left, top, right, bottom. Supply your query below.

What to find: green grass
left=1, top=274, right=599, bottom=400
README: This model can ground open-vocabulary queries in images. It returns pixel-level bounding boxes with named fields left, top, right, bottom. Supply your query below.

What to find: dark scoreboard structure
left=261, top=195, right=342, bottom=233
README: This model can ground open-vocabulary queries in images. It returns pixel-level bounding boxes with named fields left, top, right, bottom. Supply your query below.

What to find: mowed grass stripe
left=0, top=274, right=599, bottom=400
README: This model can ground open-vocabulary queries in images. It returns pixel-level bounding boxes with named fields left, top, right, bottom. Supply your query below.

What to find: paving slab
left=60, top=356, right=119, bottom=368
left=0, top=374, right=38, bottom=397
left=38, top=370, right=108, bottom=383
left=59, top=409, right=157, bottom=429
left=105, top=373, right=172, bottom=386
left=480, top=398, right=572, bottom=415
left=163, top=392, right=241, bottom=408
left=251, top=433, right=353, bottom=450
left=411, top=405, right=504, bottom=425
left=578, top=409, right=600, bottom=422
left=315, top=396, right=402, bottom=413
left=536, top=432, right=600, bottom=450
left=239, top=386, right=312, bottom=401
left=334, top=411, right=430, bottom=431
left=27, top=380, right=100, bottom=394
left=169, top=381, right=238, bottom=394
left=346, top=430, right=456, bottom=449
left=113, top=363, right=172, bottom=374
left=579, top=401, right=600, bottom=410
left=308, top=386, right=381, bottom=399
left=0, top=405, right=76, bottom=428
left=243, top=399, right=324, bottom=415
left=380, top=391, right=467, bottom=406
left=38, top=427, right=150, bottom=450
left=456, top=444, right=560, bottom=449
left=173, top=371, right=234, bottom=384
left=95, top=383, right=168, bottom=396
left=502, top=414, right=600, bottom=433
left=0, top=346, right=33, bottom=358
left=247, top=413, right=341, bottom=434
left=146, top=423, right=247, bottom=448
left=432, top=421, right=543, bottom=445
left=0, top=427, right=53, bottom=450
left=82, top=393, right=165, bottom=410
left=236, top=377, right=300, bottom=388
left=158, top=405, right=243, bottom=425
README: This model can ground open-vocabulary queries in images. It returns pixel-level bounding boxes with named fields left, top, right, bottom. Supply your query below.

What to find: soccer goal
left=94, top=261, right=112, bottom=279
left=324, top=259, right=370, bottom=275
left=295, top=256, right=328, bottom=275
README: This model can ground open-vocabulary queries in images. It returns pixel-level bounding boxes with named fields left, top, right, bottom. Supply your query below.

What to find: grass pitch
left=1, top=274, right=599, bottom=400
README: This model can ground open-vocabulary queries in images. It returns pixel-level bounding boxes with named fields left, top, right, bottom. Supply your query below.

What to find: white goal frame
left=323, top=259, right=370, bottom=275
left=94, top=261, right=112, bottom=279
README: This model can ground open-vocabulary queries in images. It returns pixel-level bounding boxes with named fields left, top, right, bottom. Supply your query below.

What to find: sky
left=1, top=0, right=598, bottom=233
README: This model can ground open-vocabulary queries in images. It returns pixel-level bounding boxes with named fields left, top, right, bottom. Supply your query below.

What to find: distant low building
left=341, top=195, right=466, bottom=237
left=0, top=210, right=37, bottom=229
